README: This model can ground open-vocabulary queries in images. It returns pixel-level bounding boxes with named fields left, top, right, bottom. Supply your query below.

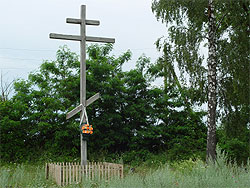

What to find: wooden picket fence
left=45, top=162, right=123, bottom=186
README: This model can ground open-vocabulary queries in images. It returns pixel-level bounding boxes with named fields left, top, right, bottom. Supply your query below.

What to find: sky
left=0, top=0, right=166, bottom=85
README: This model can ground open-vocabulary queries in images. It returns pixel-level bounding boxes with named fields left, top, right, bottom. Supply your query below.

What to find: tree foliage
left=0, top=45, right=206, bottom=163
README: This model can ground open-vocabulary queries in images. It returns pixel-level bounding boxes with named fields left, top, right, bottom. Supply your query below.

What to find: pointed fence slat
left=92, top=163, right=94, bottom=180
left=88, top=164, right=91, bottom=180
left=66, top=163, right=68, bottom=185
left=73, top=163, right=75, bottom=182
left=62, top=163, right=65, bottom=186
left=69, top=163, right=72, bottom=184
left=76, top=162, right=78, bottom=183
left=79, top=163, right=81, bottom=183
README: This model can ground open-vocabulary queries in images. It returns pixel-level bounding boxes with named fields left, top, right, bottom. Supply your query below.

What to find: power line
left=0, top=67, right=35, bottom=70
left=0, top=47, right=160, bottom=62
left=0, top=46, right=158, bottom=52
left=113, top=48, right=157, bottom=51
left=0, top=45, right=160, bottom=66
left=0, top=56, right=159, bottom=70
left=0, top=47, right=55, bottom=52
left=0, top=56, right=44, bottom=61
left=0, top=54, right=159, bottom=62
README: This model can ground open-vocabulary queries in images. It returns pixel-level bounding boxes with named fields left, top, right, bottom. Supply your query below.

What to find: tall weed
left=0, top=149, right=249, bottom=187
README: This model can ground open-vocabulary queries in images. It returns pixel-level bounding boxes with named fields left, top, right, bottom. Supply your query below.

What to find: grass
left=0, top=151, right=249, bottom=188
left=0, top=163, right=56, bottom=188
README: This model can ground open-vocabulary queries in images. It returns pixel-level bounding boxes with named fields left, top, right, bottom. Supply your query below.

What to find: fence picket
left=98, top=164, right=100, bottom=181
left=108, top=165, right=110, bottom=181
left=89, top=164, right=91, bottom=180
left=62, top=163, right=64, bottom=186
left=66, top=163, right=68, bottom=186
left=55, top=163, right=58, bottom=185
left=69, top=163, right=72, bottom=184
left=85, top=164, right=87, bottom=180
left=104, top=164, right=107, bottom=181
left=101, top=165, right=104, bottom=180
left=121, top=165, right=124, bottom=179
left=45, top=163, right=47, bottom=179
left=112, top=165, right=114, bottom=179
left=92, top=163, right=94, bottom=180
left=59, top=163, right=62, bottom=186
left=56, top=163, right=58, bottom=185
left=76, top=162, right=78, bottom=183
left=73, top=163, right=75, bottom=182
left=79, top=163, right=81, bottom=183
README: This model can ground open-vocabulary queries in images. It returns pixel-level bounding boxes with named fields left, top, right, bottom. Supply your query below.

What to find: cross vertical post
left=49, top=5, right=115, bottom=166
left=80, top=5, right=87, bottom=165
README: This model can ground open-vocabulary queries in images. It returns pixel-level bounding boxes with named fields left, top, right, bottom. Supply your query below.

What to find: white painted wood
left=86, top=93, right=100, bottom=107
left=49, top=33, right=81, bottom=41
left=66, top=104, right=83, bottom=120
left=86, top=36, right=115, bottom=43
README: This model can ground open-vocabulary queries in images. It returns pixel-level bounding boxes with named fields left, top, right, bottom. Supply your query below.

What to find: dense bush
left=0, top=45, right=207, bottom=163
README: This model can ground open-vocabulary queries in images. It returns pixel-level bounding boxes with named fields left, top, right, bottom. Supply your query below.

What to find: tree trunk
left=207, top=0, right=217, bottom=162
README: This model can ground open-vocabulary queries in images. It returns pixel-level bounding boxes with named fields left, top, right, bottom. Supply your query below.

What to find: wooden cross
left=49, top=5, right=115, bottom=165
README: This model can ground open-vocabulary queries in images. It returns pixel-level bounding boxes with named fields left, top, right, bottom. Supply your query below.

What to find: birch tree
left=207, top=0, right=217, bottom=160
left=152, top=0, right=249, bottom=161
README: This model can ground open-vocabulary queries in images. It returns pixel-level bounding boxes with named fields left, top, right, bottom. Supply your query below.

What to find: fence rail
left=45, top=162, right=123, bottom=186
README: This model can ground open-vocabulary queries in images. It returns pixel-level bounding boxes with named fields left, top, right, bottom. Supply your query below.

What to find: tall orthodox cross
left=49, top=5, right=115, bottom=165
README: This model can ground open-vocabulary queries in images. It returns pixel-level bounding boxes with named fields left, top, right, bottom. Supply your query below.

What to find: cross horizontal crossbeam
left=66, top=18, right=100, bottom=26
left=66, top=104, right=83, bottom=120
left=49, top=33, right=81, bottom=41
left=49, top=33, right=115, bottom=43
left=66, top=93, right=100, bottom=120
left=86, top=93, right=100, bottom=107
left=86, top=36, right=115, bottom=43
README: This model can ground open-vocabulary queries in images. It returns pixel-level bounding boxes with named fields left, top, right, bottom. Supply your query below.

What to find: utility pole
left=49, top=5, right=115, bottom=165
